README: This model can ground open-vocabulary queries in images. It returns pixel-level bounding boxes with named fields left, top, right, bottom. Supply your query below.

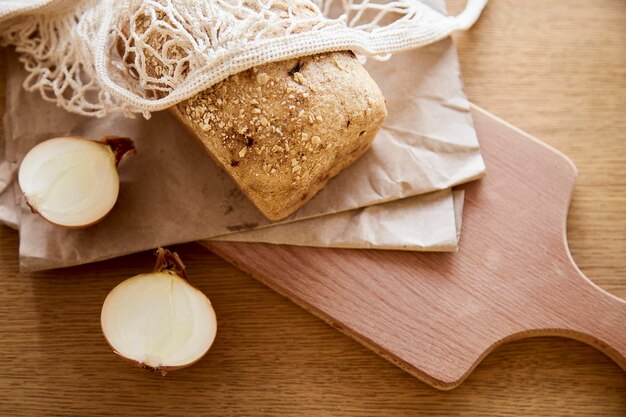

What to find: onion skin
left=102, top=136, right=136, bottom=166
left=102, top=248, right=217, bottom=376
left=36, top=214, right=112, bottom=230
left=111, top=351, right=207, bottom=377
left=112, top=350, right=210, bottom=377
left=153, top=247, right=189, bottom=282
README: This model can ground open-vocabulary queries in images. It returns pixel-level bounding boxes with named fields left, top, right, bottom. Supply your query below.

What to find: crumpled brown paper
left=0, top=161, right=17, bottom=228
left=1, top=0, right=484, bottom=270
left=213, top=189, right=465, bottom=251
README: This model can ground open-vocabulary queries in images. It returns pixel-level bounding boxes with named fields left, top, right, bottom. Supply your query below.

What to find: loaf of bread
left=171, top=51, right=387, bottom=220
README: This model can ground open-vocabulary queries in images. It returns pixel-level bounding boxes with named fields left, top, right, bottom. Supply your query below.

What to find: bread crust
left=172, top=51, right=387, bottom=220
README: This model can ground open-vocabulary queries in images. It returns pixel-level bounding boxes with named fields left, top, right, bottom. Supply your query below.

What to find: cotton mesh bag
left=0, top=0, right=487, bottom=118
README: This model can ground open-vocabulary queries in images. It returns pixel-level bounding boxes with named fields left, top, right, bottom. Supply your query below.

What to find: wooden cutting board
left=204, top=105, right=626, bottom=390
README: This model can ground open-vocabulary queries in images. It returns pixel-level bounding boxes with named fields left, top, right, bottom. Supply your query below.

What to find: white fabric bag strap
left=454, top=0, right=489, bottom=30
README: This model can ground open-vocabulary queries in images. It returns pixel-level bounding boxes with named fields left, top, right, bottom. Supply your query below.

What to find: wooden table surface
left=1, top=0, right=624, bottom=415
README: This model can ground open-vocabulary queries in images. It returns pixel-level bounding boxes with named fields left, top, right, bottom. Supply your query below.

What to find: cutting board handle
left=471, top=107, right=626, bottom=373
left=527, top=258, right=626, bottom=370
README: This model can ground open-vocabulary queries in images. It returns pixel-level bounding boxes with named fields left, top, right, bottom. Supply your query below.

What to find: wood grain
left=0, top=0, right=625, bottom=415
left=206, top=106, right=626, bottom=389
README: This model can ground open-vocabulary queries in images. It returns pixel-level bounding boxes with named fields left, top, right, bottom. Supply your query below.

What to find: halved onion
left=101, top=248, right=217, bottom=374
left=18, top=136, right=134, bottom=228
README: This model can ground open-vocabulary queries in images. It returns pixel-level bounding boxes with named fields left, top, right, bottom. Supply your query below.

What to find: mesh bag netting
left=0, top=0, right=487, bottom=118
